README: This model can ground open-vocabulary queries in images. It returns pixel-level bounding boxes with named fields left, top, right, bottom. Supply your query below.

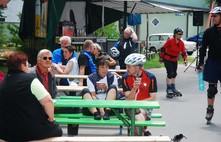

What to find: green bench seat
left=55, top=117, right=166, bottom=127
left=54, top=113, right=162, bottom=119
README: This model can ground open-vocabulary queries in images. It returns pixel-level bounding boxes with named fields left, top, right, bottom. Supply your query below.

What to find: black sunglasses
left=42, top=57, right=52, bottom=60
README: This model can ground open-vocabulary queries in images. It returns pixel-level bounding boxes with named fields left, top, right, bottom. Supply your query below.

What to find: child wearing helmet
left=122, top=53, right=157, bottom=136
left=160, top=28, right=187, bottom=98
left=198, top=6, right=221, bottom=124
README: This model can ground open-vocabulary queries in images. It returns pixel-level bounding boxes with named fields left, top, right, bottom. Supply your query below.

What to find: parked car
left=147, top=33, right=196, bottom=55
left=186, top=31, right=204, bottom=47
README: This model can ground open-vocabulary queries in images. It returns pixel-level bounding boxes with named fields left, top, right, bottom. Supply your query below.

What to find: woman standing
left=160, top=28, right=187, bottom=98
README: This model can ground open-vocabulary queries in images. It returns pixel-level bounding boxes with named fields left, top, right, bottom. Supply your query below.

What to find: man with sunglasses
left=198, top=7, right=221, bottom=124
left=29, top=49, right=59, bottom=99
left=160, top=28, right=187, bottom=98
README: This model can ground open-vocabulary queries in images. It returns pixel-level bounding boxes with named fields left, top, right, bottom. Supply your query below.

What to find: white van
left=147, top=33, right=196, bottom=55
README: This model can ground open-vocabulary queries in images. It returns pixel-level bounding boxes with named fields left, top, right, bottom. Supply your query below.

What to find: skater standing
left=159, top=28, right=187, bottom=98
left=198, top=7, right=221, bottom=124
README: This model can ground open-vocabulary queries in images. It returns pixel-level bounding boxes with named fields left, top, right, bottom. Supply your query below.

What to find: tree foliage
left=94, top=23, right=120, bottom=39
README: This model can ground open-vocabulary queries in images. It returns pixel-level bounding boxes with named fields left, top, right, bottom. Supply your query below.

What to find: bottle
left=198, top=71, right=205, bottom=91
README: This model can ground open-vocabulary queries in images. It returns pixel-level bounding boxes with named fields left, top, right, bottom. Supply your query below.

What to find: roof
left=91, top=0, right=179, bottom=14
left=90, top=0, right=209, bottom=14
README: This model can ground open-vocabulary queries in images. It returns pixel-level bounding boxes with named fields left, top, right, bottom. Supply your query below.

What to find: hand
left=159, top=58, right=163, bottom=63
left=133, top=78, right=141, bottom=90
left=184, top=60, right=187, bottom=66
left=197, top=65, right=204, bottom=73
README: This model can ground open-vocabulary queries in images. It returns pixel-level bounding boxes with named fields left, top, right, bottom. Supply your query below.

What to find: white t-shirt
left=87, top=74, right=118, bottom=100
left=66, top=57, right=79, bottom=85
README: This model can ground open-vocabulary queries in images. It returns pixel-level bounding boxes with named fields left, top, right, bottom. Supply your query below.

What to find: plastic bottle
left=198, top=71, right=205, bottom=91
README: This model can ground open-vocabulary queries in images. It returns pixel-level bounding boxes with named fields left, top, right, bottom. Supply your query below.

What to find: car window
left=149, top=35, right=160, bottom=41
left=161, top=35, right=170, bottom=41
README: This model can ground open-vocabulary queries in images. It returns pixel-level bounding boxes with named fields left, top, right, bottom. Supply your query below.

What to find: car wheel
left=187, top=51, right=193, bottom=55
left=149, top=47, right=157, bottom=53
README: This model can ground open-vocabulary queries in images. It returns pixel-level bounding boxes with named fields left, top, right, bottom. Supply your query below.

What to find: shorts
left=204, top=59, right=221, bottom=83
left=124, top=108, right=152, bottom=120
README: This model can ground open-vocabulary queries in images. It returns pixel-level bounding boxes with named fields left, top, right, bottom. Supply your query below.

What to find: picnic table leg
left=130, top=108, right=135, bottom=136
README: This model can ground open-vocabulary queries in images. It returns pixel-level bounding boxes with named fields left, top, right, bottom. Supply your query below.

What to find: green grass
left=144, top=53, right=195, bottom=69
left=144, top=54, right=164, bottom=69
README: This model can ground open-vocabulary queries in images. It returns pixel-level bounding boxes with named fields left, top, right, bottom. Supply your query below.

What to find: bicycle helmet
left=110, top=47, right=120, bottom=58
left=124, top=53, right=146, bottom=66
left=210, top=7, right=221, bottom=14
left=174, top=28, right=183, bottom=35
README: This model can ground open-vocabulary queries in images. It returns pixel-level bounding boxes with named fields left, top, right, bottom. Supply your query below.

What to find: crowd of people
left=1, top=4, right=221, bottom=140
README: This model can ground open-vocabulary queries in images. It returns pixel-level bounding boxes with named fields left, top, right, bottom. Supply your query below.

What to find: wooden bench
left=31, top=136, right=171, bottom=142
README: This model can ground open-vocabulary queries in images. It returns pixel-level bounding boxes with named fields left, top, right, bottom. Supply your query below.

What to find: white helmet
left=210, top=7, right=221, bottom=14
left=124, top=53, right=146, bottom=66
left=110, top=47, right=120, bottom=58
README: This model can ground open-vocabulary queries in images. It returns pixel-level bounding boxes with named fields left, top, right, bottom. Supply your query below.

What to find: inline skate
left=205, top=105, right=214, bottom=125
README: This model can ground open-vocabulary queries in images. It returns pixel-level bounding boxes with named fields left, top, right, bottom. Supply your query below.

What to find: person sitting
left=92, top=43, right=116, bottom=68
left=51, top=46, right=80, bottom=136
left=29, top=49, right=59, bottom=99
left=0, top=51, right=62, bottom=141
left=52, top=36, right=77, bottom=65
left=81, top=55, right=118, bottom=120
left=78, top=40, right=96, bottom=86
left=52, top=46, right=79, bottom=86
left=122, top=53, right=157, bottom=136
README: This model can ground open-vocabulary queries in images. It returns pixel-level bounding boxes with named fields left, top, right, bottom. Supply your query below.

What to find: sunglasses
left=177, top=33, right=183, bottom=35
left=42, top=57, right=52, bottom=60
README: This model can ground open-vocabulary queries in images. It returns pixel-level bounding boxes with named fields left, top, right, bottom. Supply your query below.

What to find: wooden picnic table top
left=55, top=74, right=88, bottom=79
left=53, top=99, right=160, bottom=109
left=57, top=85, right=123, bottom=92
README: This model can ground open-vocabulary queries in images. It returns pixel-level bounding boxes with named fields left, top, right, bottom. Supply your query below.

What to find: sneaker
left=93, top=112, right=101, bottom=120
left=144, top=131, right=152, bottom=136
left=103, top=110, right=110, bottom=120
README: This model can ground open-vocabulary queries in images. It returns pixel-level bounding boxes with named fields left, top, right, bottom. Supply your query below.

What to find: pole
left=102, top=0, right=104, bottom=37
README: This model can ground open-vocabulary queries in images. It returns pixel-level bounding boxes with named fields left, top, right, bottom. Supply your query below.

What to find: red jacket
left=160, top=38, right=187, bottom=62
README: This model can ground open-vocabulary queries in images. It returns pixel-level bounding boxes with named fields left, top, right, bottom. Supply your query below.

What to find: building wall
left=140, top=12, right=208, bottom=41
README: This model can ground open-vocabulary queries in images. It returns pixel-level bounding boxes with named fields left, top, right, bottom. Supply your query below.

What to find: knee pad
left=207, top=84, right=218, bottom=99
left=167, top=72, right=177, bottom=79
left=81, top=88, right=91, bottom=97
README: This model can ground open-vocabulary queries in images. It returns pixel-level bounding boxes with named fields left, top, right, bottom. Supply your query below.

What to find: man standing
left=122, top=53, right=157, bottom=136
left=198, top=7, right=221, bottom=124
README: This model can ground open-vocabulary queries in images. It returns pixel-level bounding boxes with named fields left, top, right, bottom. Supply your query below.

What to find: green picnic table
left=54, top=99, right=160, bottom=136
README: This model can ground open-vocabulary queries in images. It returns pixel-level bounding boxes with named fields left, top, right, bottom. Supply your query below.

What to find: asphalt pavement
left=61, top=53, right=221, bottom=142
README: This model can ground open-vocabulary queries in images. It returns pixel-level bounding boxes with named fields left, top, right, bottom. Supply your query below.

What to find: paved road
left=61, top=60, right=221, bottom=142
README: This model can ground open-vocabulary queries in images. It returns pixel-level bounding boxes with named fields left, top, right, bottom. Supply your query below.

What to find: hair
left=37, top=49, right=52, bottom=59
left=59, top=36, right=72, bottom=45
left=93, top=43, right=102, bottom=52
left=96, top=55, right=110, bottom=68
left=7, top=51, right=28, bottom=70
left=64, top=46, right=75, bottom=53
left=83, top=40, right=93, bottom=49
left=124, top=27, right=133, bottom=36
